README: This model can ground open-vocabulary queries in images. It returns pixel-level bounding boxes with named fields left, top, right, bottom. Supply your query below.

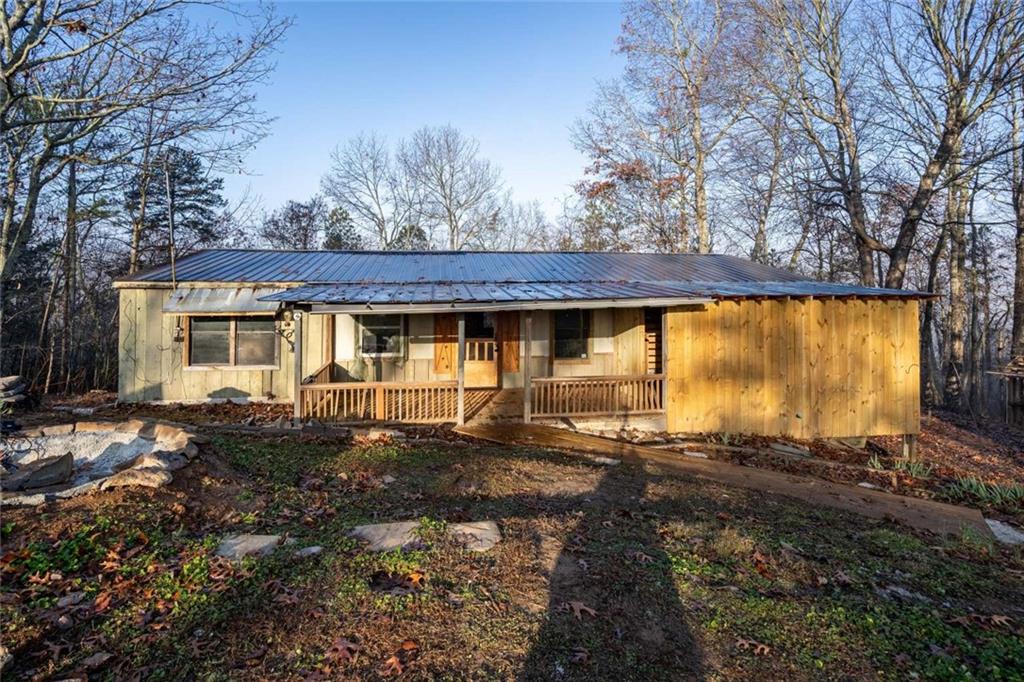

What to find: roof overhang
left=162, top=287, right=284, bottom=315
left=303, top=297, right=713, bottom=314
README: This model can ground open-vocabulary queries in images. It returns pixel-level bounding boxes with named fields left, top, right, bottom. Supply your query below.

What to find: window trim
left=184, top=315, right=280, bottom=370
left=551, top=309, right=592, bottom=362
left=358, top=314, right=405, bottom=358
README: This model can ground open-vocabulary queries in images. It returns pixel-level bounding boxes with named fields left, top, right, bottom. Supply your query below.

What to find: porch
left=291, top=308, right=667, bottom=426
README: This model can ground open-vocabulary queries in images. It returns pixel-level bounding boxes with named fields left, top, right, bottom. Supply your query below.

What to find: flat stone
left=134, top=451, right=189, bottom=472
left=768, top=442, right=810, bottom=457
left=57, top=591, right=86, bottom=608
left=858, top=482, right=881, bottom=490
left=114, top=419, right=148, bottom=435
left=367, top=428, right=406, bottom=440
left=986, top=519, right=1024, bottom=545
left=294, top=545, right=323, bottom=558
left=74, top=421, right=116, bottom=433
left=1, top=452, right=74, bottom=491
left=583, top=455, right=621, bottom=466
left=100, top=467, right=172, bottom=490
left=682, top=451, right=709, bottom=459
left=216, top=534, right=282, bottom=560
left=349, top=520, right=501, bottom=553
left=41, top=424, right=75, bottom=437
left=448, top=521, right=501, bottom=552
left=350, top=521, right=419, bottom=551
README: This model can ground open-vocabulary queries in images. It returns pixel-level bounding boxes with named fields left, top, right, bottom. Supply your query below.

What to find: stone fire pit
left=0, top=420, right=203, bottom=506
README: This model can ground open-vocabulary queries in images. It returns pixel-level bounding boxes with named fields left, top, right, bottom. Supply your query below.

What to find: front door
left=464, top=312, right=498, bottom=388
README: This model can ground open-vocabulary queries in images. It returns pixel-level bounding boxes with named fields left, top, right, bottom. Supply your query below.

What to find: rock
left=0, top=383, right=25, bottom=398
left=57, top=591, right=86, bottom=608
left=294, top=545, right=323, bottom=558
left=114, top=419, right=148, bottom=434
left=0, top=375, right=23, bottom=391
left=134, top=451, right=189, bottom=472
left=381, top=474, right=397, bottom=485
left=41, top=423, right=75, bottom=436
left=270, top=415, right=290, bottom=429
left=0, top=394, right=26, bottom=403
left=768, top=441, right=810, bottom=457
left=682, top=451, right=709, bottom=459
left=100, top=467, right=172, bottom=490
left=216, top=534, right=282, bottom=560
left=0, top=643, right=10, bottom=671
left=1, top=452, right=74, bottom=491
left=74, top=421, right=116, bottom=433
left=242, top=415, right=257, bottom=426
left=182, top=441, right=200, bottom=459
left=986, top=519, right=1024, bottom=545
left=367, top=428, right=406, bottom=440
left=349, top=520, right=501, bottom=553
left=350, top=521, right=419, bottom=552
left=858, top=481, right=881, bottom=490
left=448, top=521, right=501, bottom=552
left=81, top=652, right=113, bottom=670
left=584, top=455, right=621, bottom=466
left=56, top=614, right=74, bottom=629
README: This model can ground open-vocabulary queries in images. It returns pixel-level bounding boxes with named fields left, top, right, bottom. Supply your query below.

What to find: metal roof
left=118, top=249, right=929, bottom=303
left=163, top=287, right=284, bottom=314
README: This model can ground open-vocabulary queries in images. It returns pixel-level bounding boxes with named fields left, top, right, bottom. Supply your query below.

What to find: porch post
left=292, top=310, right=303, bottom=422
left=523, top=310, right=532, bottom=423
left=457, top=312, right=466, bottom=425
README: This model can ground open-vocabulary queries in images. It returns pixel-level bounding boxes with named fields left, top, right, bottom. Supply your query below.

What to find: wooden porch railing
left=305, top=361, right=334, bottom=385
left=300, top=381, right=459, bottom=423
left=465, top=338, right=496, bottom=362
left=531, top=374, right=664, bottom=417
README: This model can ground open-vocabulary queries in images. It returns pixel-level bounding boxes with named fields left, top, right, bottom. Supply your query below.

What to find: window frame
left=184, top=315, right=280, bottom=370
left=358, top=314, right=405, bottom=358
left=552, top=309, right=592, bottom=362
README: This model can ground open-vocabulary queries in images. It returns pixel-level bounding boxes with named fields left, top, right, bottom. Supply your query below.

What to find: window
left=360, top=315, right=403, bottom=356
left=188, top=316, right=278, bottom=367
left=465, top=312, right=495, bottom=339
left=553, top=309, right=590, bottom=359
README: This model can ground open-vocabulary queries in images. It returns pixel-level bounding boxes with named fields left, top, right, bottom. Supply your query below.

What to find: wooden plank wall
left=665, top=298, right=920, bottom=438
left=117, top=288, right=320, bottom=402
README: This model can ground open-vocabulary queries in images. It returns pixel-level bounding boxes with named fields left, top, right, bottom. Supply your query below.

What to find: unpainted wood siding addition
left=665, top=298, right=920, bottom=438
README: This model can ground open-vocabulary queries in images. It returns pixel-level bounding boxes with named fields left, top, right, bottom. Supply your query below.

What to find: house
left=113, top=249, right=925, bottom=445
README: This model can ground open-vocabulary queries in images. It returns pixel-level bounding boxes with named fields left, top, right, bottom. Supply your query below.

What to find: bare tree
left=321, top=133, right=423, bottom=249
left=1, top=0, right=286, bottom=364
left=398, top=126, right=504, bottom=251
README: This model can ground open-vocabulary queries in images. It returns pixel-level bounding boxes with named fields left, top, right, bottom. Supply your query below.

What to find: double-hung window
left=188, top=316, right=278, bottom=367
left=360, top=315, right=403, bottom=357
left=553, top=309, right=591, bottom=359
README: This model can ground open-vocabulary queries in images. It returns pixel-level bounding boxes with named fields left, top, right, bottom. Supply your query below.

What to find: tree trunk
left=942, top=152, right=969, bottom=412
left=61, top=159, right=78, bottom=395
left=921, top=226, right=945, bottom=406
left=1011, top=86, right=1024, bottom=357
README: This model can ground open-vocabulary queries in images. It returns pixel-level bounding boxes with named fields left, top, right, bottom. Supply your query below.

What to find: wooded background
left=2, top=0, right=1022, bottom=422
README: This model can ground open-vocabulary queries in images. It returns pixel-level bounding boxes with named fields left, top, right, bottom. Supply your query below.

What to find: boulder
left=1, top=452, right=74, bottom=491
left=349, top=521, right=419, bottom=552
left=100, top=467, right=172, bottom=490
left=0, top=375, right=23, bottom=391
left=216, top=534, right=282, bottom=560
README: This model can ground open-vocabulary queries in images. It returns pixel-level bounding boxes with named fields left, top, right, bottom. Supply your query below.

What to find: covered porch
left=288, top=306, right=671, bottom=426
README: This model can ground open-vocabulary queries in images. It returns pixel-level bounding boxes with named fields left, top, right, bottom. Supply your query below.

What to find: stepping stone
left=986, top=519, right=1024, bottom=545
left=448, top=521, right=501, bottom=552
left=294, top=545, right=323, bottom=558
left=349, top=520, right=501, bottom=552
left=216, top=534, right=282, bottom=560
left=349, top=521, right=419, bottom=551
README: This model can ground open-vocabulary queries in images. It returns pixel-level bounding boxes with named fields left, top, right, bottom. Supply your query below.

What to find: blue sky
left=222, top=1, right=625, bottom=219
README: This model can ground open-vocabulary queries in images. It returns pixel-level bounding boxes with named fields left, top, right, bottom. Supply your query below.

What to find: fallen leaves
left=379, top=639, right=419, bottom=677
left=736, top=638, right=771, bottom=656
left=632, top=550, right=655, bottom=565
left=948, top=613, right=1014, bottom=630
left=324, top=636, right=361, bottom=665
left=561, top=600, right=598, bottom=620
left=571, top=646, right=590, bottom=663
